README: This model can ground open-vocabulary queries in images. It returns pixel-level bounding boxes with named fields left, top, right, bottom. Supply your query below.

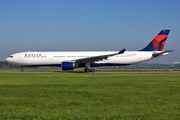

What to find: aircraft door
left=49, top=54, right=54, bottom=60
left=17, top=54, right=24, bottom=62
left=137, top=53, right=141, bottom=59
left=17, top=55, right=22, bottom=61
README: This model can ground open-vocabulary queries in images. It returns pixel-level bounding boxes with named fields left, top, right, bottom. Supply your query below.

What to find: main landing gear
left=84, top=63, right=95, bottom=73
left=20, top=67, right=24, bottom=72
left=84, top=67, right=95, bottom=73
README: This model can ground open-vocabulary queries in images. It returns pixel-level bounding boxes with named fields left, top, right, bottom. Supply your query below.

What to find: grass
left=0, top=73, right=180, bottom=119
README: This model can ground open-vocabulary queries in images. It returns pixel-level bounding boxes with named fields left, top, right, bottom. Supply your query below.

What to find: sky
left=0, top=0, right=180, bottom=63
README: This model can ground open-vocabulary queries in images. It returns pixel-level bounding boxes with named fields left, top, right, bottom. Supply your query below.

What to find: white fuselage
left=5, top=29, right=172, bottom=72
left=6, top=51, right=155, bottom=67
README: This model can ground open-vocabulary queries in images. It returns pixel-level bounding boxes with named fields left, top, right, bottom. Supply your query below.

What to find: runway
left=0, top=68, right=180, bottom=73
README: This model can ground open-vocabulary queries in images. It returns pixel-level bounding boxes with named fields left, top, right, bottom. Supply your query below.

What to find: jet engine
left=61, top=62, right=75, bottom=70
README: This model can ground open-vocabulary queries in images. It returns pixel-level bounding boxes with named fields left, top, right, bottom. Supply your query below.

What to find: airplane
left=5, top=29, right=173, bottom=73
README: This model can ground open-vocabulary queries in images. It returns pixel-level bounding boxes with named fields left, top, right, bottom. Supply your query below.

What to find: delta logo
left=24, top=53, right=42, bottom=56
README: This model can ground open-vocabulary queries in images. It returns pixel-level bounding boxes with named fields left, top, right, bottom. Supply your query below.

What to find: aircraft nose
left=5, top=57, right=9, bottom=62
left=5, top=56, right=13, bottom=63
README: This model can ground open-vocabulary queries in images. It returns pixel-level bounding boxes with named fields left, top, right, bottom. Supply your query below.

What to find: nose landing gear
left=20, top=67, right=24, bottom=72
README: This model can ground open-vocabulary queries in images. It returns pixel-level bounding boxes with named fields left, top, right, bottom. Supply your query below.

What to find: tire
left=84, top=69, right=90, bottom=73
left=90, top=69, right=95, bottom=73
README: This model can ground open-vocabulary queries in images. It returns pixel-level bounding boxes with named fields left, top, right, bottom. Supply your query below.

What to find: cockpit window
left=9, top=56, right=13, bottom=58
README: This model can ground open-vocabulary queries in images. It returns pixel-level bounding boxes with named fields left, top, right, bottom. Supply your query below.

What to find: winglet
left=118, top=49, right=126, bottom=54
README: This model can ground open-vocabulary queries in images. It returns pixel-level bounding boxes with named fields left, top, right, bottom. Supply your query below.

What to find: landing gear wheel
left=84, top=68, right=95, bottom=73
left=90, top=69, right=95, bottom=73
left=84, top=68, right=90, bottom=73
left=20, top=67, right=24, bottom=72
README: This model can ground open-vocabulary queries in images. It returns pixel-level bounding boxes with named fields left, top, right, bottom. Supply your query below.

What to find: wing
left=73, top=49, right=126, bottom=64
left=152, top=50, right=174, bottom=57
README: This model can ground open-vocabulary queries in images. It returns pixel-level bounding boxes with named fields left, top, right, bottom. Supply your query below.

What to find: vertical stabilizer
left=140, top=30, right=170, bottom=51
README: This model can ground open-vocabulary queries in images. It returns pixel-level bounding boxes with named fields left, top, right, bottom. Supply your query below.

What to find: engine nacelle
left=61, top=62, right=74, bottom=70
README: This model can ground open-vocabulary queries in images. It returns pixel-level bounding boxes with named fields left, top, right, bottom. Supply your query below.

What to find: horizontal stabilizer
left=152, top=50, right=174, bottom=57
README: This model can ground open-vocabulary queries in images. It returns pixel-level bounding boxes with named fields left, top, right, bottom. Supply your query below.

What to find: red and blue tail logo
left=140, top=30, right=170, bottom=51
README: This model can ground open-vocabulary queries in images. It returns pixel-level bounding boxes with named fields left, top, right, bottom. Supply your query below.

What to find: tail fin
left=140, top=29, right=170, bottom=51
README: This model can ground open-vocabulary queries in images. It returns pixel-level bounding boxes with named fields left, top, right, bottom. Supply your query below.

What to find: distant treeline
left=0, top=61, right=179, bottom=68
left=0, top=61, right=19, bottom=68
